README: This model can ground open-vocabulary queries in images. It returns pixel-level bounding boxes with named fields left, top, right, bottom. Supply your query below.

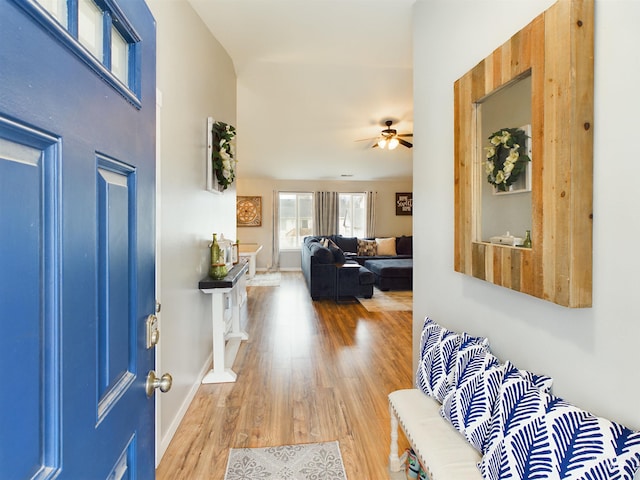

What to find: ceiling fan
left=369, top=120, right=413, bottom=149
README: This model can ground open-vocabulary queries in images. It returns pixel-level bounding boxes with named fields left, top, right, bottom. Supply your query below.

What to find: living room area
left=149, top=0, right=417, bottom=475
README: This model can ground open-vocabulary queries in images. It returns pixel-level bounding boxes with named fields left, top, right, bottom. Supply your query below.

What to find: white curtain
left=269, top=190, right=280, bottom=271
left=366, top=191, right=377, bottom=238
left=313, top=191, right=339, bottom=236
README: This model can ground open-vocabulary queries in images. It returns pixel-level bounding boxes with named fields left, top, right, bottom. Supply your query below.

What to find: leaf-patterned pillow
left=416, top=318, right=459, bottom=401
left=440, top=351, right=505, bottom=451
left=479, top=371, right=640, bottom=479
left=415, top=319, right=490, bottom=403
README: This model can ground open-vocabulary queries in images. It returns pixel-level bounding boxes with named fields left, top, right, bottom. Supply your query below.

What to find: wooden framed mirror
left=454, top=0, right=593, bottom=308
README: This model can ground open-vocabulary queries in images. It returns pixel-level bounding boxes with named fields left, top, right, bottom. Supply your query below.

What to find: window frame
left=278, top=192, right=314, bottom=252
left=18, top=0, right=142, bottom=108
left=338, top=192, right=367, bottom=238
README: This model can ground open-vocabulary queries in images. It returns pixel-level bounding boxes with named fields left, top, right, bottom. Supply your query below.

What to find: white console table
left=238, top=243, right=262, bottom=278
left=198, top=261, right=249, bottom=383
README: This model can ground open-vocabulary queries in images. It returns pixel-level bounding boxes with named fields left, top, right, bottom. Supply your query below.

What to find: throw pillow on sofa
left=326, top=239, right=346, bottom=264
left=375, top=237, right=397, bottom=256
left=309, top=242, right=333, bottom=264
left=357, top=238, right=377, bottom=256
left=396, top=235, right=413, bottom=255
left=332, top=235, right=358, bottom=254
left=479, top=369, right=640, bottom=480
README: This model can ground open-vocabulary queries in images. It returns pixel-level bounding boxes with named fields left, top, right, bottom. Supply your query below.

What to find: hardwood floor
left=156, top=271, right=413, bottom=479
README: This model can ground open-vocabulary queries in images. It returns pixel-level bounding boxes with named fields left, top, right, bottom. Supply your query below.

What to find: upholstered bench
left=389, top=389, right=482, bottom=479
left=363, top=258, right=412, bottom=290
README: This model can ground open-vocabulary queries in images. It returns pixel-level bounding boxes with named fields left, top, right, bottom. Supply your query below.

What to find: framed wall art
left=396, top=192, right=412, bottom=216
left=236, top=196, right=262, bottom=227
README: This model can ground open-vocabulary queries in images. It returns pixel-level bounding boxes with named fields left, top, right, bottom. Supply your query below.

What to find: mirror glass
left=478, top=73, right=532, bottom=244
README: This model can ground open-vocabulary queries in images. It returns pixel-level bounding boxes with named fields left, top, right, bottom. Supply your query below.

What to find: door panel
left=97, top=159, right=136, bottom=419
left=0, top=0, right=157, bottom=478
left=0, top=124, right=61, bottom=480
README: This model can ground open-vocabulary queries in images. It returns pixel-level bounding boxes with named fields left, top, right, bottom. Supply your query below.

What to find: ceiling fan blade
left=398, top=138, right=413, bottom=148
left=397, top=133, right=413, bottom=137
left=355, top=137, right=377, bottom=142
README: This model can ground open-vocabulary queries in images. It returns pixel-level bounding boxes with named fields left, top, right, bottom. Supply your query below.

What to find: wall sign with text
left=396, top=192, right=412, bottom=216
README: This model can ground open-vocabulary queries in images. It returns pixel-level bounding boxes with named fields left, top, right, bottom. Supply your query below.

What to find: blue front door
left=0, top=0, right=157, bottom=478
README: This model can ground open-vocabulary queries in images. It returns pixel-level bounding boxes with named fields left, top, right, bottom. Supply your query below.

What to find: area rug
left=224, top=441, right=347, bottom=480
left=246, top=271, right=281, bottom=287
left=357, top=288, right=412, bottom=312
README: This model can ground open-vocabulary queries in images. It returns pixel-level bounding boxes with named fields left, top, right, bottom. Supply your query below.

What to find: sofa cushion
left=396, top=235, right=413, bottom=255
left=358, top=266, right=375, bottom=285
left=357, top=238, right=377, bottom=256
left=376, top=237, right=397, bottom=256
left=479, top=368, right=640, bottom=480
left=364, top=258, right=412, bottom=278
left=303, top=236, right=322, bottom=247
left=327, top=239, right=345, bottom=264
left=332, top=235, right=358, bottom=254
left=309, top=242, right=333, bottom=264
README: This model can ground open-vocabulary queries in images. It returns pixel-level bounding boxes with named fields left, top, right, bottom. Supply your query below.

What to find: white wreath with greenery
left=211, top=121, right=236, bottom=190
left=485, top=127, right=530, bottom=192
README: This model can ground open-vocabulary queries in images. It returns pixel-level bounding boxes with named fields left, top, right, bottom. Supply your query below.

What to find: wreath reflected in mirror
left=484, top=127, right=530, bottom=192
left=211, top=121, right=236, bottom=191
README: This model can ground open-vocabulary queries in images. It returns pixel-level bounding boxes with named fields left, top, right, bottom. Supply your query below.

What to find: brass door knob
left=145, top=370, right=172, bottom=397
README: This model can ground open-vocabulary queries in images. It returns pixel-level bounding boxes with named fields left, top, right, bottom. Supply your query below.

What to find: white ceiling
left=188, top=0, right=415, bottom=181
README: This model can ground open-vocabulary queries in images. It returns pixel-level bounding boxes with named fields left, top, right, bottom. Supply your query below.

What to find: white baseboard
left=257, top=267, right=302, bottom=272
left=156, top=352, right=213, bottom=466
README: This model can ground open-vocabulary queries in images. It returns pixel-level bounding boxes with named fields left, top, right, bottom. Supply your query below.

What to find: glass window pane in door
left=37, top=0, right=68, bottom=27
left=78, top=0, right=103, bottom=60
left=111, top=26, right=129, bottom=85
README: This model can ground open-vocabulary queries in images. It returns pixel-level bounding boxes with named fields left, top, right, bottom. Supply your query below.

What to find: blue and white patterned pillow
left=416, top=317, right=444, bottom=395
left=416, top=319, right=491, bottom=403
left=519, top=369, right=554, bottom=394
left=454, top=332, right=491, bottom=385
left=440, top=351, right=505, bottom=451
left=416, top=318, right=462, bottom=402
left=479, top=371, right=640, bottom=479
left=418, top=317, right=444, bottom=358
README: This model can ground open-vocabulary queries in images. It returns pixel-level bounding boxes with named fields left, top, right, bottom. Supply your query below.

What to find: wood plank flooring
left=155, top=271, right=412, bottom=479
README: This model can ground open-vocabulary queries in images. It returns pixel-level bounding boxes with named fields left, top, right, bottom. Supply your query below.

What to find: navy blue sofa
left=301, top=236, right=374, bottom=300
left=301, top=235, right=413, bottom=299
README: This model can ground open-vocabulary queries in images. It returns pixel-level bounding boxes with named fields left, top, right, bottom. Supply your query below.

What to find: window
left=37, top=0, right=67, bottom=24
left=30, top=0, right=141, bottom=105
left=279, top=192, right=313, bottom=250
left=339, top=193, right=366, bottom=238
left=110, top=26, right=129, bottom=84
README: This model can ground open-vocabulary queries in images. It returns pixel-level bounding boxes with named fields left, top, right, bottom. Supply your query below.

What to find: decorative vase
left=523, top=230, right=532, bottom=248
left=209, top=233, right=228, bottom=279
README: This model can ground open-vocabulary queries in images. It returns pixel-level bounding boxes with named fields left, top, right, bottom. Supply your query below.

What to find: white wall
left=147, top=0, right=237, bottom=461
left=413, top=0, right=640, bottom=433
left=237, top=177, right=413, bottom=270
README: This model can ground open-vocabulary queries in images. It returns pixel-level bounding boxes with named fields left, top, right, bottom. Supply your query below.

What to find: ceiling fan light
left=378, top=138, right=387, bottom=149
left=388, top=137, right=399, bottom=150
